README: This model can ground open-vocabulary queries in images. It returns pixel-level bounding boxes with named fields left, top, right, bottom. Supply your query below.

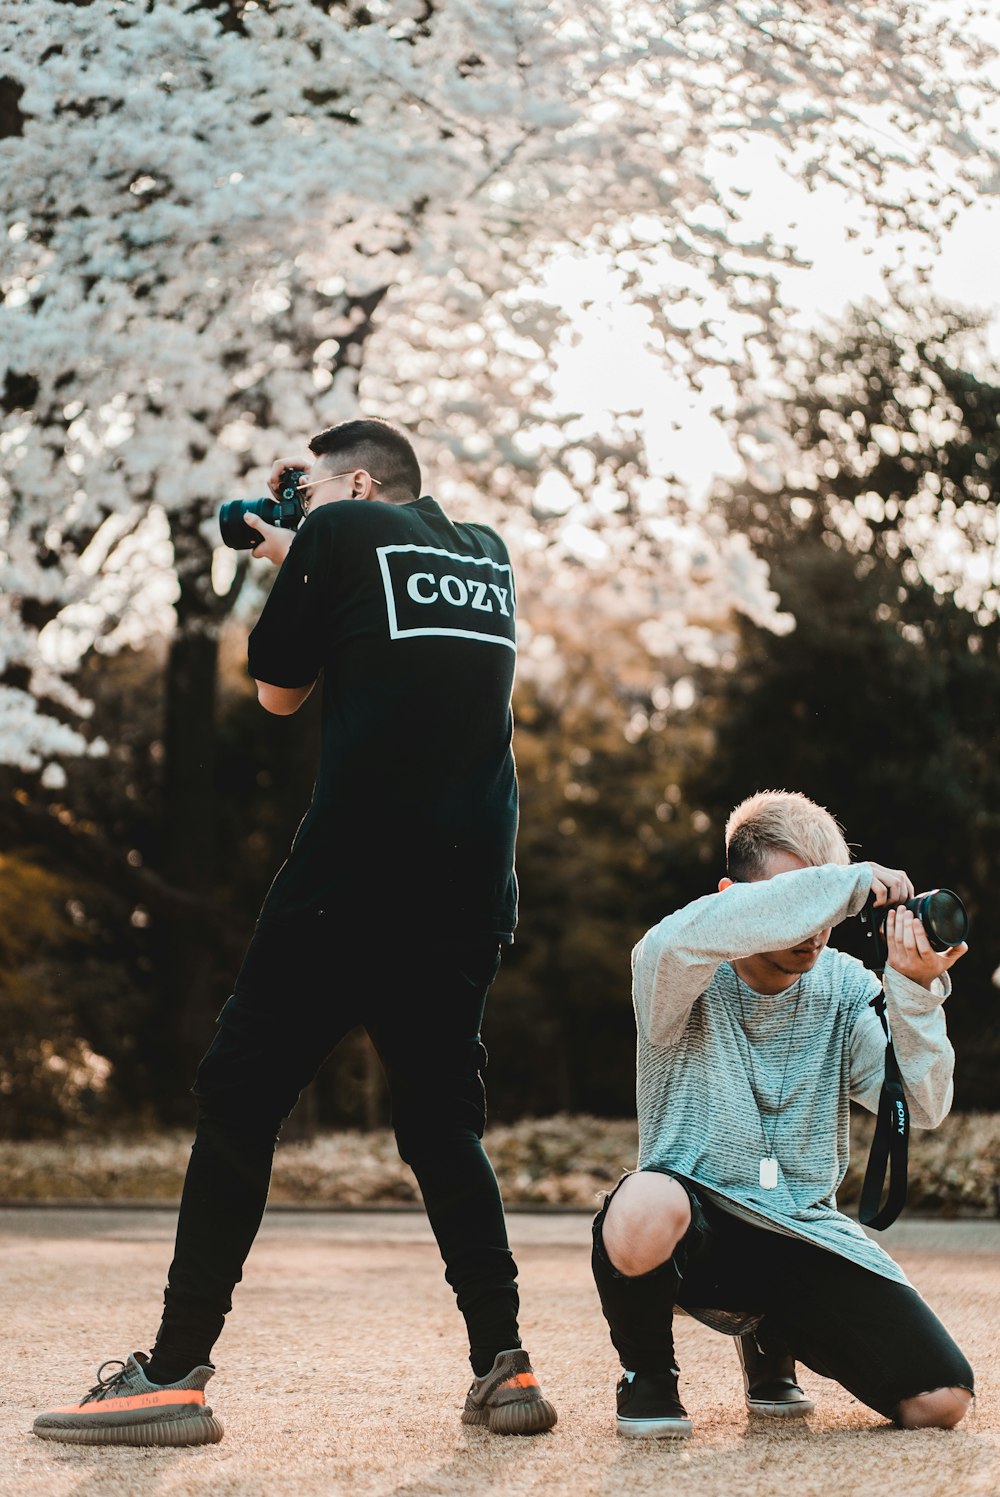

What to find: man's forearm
left=884, top=967, right=955, bottom=1128
left=633, top=862, right=872, bottom=1047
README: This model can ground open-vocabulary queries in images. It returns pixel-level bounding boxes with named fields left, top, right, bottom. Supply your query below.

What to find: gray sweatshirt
left=632, top=861, right=954, bottom=1293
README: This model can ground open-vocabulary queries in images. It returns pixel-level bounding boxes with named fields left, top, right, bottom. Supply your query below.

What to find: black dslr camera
left=218, top=468, right=306, bottom=550
left=860, top=888, right=969, bottom=971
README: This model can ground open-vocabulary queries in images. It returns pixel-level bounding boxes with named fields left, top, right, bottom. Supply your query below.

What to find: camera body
left=861, top=888, right=968, bottom=971
left=219, top=468, right=306, bottom=550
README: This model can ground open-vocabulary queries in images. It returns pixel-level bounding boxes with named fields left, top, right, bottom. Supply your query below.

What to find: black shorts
left=596, top=1173, right=974, bottom=1419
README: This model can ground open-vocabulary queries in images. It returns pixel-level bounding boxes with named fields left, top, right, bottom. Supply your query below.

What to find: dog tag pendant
left=759, top=1157, right=778, bottom=1189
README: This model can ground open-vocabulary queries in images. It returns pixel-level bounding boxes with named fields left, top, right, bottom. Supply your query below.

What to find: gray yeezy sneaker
left=461, top=1349, right=557, bottom=1435
left=33, top=1351, right=223, bottom=1446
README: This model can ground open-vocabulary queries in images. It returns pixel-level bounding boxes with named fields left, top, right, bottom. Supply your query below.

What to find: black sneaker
left=616, top=1368, right=692, bottom=1439
left=736, top=1333, right=814, bottom=1418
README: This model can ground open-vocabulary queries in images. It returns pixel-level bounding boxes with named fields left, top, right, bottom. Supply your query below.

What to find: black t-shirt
left=247, top=496, right=518, bottom=939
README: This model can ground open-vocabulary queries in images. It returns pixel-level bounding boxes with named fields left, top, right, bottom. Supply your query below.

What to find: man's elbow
left=259, top=695, right=299, bottom=716
left=255, top=680, right=313, bottom=715
left=912, top=1092, right=954, bottom=1131
left=908, top=1075, right=954, bottom=1130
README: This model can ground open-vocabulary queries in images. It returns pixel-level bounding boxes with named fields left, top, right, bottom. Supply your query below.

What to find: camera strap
left=856, top=895, right=911, bottom=1229
left=857, top=985, right=910, bottom=1229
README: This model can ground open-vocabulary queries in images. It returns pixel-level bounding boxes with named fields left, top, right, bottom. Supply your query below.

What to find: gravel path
left=3, top=1209, right=998, bottom=1497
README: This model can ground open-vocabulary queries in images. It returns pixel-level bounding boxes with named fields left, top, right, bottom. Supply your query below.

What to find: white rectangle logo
left=376, top=545, right=516, bottom=651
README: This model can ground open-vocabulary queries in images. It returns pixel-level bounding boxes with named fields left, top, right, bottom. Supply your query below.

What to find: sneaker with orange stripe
left=461, top=1349, right=557, bottom=1435
left=33, top=1352, right=223, bottom=1447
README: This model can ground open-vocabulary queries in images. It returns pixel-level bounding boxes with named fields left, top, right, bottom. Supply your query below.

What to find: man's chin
left=774, top=948, right=824, bottom=975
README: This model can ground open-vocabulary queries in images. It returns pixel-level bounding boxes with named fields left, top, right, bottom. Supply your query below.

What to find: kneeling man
left=593, top=790, right=973, bottom=1437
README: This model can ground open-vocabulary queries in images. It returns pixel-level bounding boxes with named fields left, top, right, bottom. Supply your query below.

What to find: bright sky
left=541, top=126, right=1000, bottom=506
left=34, top=8, right=1000, bottom=680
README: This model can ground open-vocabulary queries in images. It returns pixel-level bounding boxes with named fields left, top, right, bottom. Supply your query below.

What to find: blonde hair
left=725, top=790, right=850, bottom=880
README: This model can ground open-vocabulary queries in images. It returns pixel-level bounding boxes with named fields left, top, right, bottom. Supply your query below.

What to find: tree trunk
left=154, top=507, right=233, bottom=1117
left=163, top=625, right=219, bottom=900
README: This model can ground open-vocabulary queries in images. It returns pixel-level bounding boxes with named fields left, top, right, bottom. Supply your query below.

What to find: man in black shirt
left=34, top=419, right=556, bottom=1448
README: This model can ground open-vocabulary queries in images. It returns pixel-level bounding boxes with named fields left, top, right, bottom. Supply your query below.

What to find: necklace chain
left=731, top=967, right=803, bottom=1164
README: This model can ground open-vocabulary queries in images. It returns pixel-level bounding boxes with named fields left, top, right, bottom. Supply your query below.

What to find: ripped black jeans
left=153, top=909, right=519, bottom=1377
left=592, top=1170, right=974, bottom=1420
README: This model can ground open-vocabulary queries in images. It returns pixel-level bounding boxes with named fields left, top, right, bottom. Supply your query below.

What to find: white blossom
left=0, top=0, right=996, bottom=767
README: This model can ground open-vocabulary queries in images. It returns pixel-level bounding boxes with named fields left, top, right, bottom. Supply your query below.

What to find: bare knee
left=896, top=1386, right=973, bottom=1430
left=601, top=1173, right=691, bottom=1277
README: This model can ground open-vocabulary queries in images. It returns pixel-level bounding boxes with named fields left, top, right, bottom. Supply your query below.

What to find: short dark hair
left=308, top=418, right=421, bottom=500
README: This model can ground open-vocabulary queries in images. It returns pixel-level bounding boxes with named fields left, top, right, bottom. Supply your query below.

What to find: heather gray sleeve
left=849, top=966, right=955, bottom=1128
left=632, top=862, right=873, bottom=1047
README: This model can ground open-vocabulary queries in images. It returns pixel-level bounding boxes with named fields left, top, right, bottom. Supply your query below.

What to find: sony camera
left=861, top=888, right=969, bottom=970
left=218, top=468, right=306, bottom=550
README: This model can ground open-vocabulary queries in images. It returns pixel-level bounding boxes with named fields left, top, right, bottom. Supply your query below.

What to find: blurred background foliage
left=2, top=306, right=999, bottom=1136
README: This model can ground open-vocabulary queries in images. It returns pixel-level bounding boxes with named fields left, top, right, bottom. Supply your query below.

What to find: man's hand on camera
left=268, top=456, right=311, bottom=499
left=868, top=862, right=915, bottom=907
left=245, top=512, right=294, bottom=566
left=885, top=906, right=967, bottom=990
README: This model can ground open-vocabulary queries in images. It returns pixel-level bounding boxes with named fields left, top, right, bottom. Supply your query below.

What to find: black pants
left=592, top=1174, right=974, bottom=1421
left=153, top=909, right=519, bottom=1376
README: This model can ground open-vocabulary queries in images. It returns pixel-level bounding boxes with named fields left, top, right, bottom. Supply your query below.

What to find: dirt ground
left=1, top=1208, right=997, bottom=1497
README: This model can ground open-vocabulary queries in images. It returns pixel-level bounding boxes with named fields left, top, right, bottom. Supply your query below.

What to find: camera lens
left=218, top=471, right=306, bottom=549
left=219, top=496, right=277, bottom=550
left=913, top=890, right=968, bottom=951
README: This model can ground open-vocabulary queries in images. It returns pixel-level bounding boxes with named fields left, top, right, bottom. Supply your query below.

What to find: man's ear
left=718, top=876, right=734, bottom=892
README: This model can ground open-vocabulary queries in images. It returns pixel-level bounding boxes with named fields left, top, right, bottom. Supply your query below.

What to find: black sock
left=145, top=1352, right=201, bottom=1385
left=591, top=1215, right=682, bottom=1374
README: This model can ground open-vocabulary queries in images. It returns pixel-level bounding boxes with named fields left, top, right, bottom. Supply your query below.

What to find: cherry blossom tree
left=2, top=0, right=997, bottom=1120
left=1, top=0, right=997, bottom=789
